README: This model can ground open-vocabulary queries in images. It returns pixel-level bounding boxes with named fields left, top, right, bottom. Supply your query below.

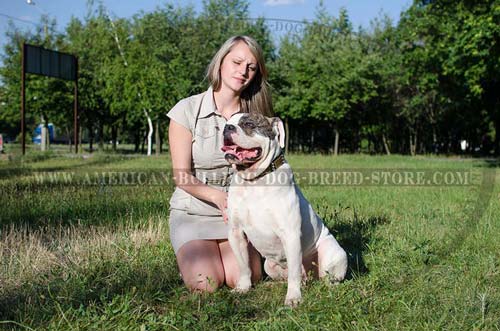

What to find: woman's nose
left=238, top=64, right=248, bottom=76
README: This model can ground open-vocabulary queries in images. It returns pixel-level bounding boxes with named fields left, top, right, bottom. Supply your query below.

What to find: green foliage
left=396, top=0, right=500, bottom=153
left=1, top=0, right=499, bottom=155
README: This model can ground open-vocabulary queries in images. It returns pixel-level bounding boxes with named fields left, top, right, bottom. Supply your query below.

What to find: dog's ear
left=269, top=117, right=285, bottom=149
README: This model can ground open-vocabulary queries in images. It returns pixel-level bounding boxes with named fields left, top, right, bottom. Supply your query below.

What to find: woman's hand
left=210, top=190, right=229, bottom=223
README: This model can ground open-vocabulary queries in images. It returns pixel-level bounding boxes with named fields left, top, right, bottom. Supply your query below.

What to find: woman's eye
left=248, top=66, right=257, bottom=72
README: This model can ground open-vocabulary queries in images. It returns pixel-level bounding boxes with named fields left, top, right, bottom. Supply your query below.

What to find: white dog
left=222, top=112, right=348, bottom=307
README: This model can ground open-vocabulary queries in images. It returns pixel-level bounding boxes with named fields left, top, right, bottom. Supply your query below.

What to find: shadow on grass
left=484, top=159, right=500, bottom=167
left=0, top=154, right=134, bottom=181
left=324, top=210, right=390, bottom=279
left=0, top=252, right=184, bottom=324
left=0, top=186, right=171, bottom=229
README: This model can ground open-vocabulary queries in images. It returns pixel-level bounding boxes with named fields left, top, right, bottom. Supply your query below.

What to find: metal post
left=74, top=57, right=78, bottom=154
left=21, top=43, right=26, bottom=156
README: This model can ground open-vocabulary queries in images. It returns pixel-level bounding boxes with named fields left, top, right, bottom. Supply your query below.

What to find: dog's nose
left=223, top=124, right=236, bottom=135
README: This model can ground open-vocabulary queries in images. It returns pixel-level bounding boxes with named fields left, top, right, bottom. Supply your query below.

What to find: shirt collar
left=199, top=86, right=217, bottom=119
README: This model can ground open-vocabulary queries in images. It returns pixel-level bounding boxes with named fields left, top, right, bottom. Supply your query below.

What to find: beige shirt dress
left=167, top=86, right=234, bottom=253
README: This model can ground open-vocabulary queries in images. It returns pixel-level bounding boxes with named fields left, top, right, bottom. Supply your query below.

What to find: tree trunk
left=409, top=133, right=414, bottom=156
left=409, top=132, right=417, bottom=156
left=66, top=127, right=72, bottom=152
left=414, top=131, right=418, bottom=155
left=88, top=122, right=94, bottom=153
left=98, top=122, right=104, bottom=150
left=310, top=125, right=315, bottom=153
left=382, top=133, right=391, bottom=155
left=285, top=118, right=290, bottom=155
left=79, top=125, right=83, bottom=154
left=495, top=117, right=500, bottom=155
left=155, top=118, right=160, bottom=156
left=144, top=109, right=153, bottom=156
left=111, top=125, right=117, bottom=151
left=41, top=115, right=47, bottom=152
left=333, top=127, right=339, bottom=156
left=432, top=129, right=438, bottom=154
left=134, top=129, right=140, bottom=153
left=141, top=131, right=145, bottom=154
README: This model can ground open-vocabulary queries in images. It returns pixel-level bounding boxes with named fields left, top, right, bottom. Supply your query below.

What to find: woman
left=167, top=35, right=273, bottom=292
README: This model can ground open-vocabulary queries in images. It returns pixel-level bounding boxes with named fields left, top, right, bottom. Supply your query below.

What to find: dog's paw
left=232, top=278, right=252, bottom=294
left=284, top=295, right=302, bottom=308
left=232, top=285, right=251, bottom=294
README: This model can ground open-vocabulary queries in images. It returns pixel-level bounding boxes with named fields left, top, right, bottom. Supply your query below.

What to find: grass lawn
left=0, top=148, right=499, bottom=330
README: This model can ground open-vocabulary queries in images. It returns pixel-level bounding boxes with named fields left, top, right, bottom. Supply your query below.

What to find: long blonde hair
left=206, top=35, right=273, bottom=117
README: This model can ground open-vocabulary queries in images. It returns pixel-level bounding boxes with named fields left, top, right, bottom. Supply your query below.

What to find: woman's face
left=219, top=41, right=258, bottom=94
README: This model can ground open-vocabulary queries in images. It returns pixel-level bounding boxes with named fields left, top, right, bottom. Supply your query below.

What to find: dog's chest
left=242, top=213, right=288, bottom=262
left=228, top=184, right=294, bottom=261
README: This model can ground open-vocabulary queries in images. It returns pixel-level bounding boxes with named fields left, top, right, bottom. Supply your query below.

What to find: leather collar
left=240, top=153, right=286, bottom=181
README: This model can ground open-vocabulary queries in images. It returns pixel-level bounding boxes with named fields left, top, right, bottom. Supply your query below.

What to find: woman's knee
left=176, top=240, right=225, bottom=292
left=183, top=272, right=224, bottom=292
left=225, top=265, right=261, bottom=289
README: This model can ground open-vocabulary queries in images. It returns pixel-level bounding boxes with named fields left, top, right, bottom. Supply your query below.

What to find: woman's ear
left=269, top=117, right=285, bottom=149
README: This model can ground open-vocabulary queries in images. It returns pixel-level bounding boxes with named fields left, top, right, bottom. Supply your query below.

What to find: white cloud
left=264, top=0, right=305, bottom=6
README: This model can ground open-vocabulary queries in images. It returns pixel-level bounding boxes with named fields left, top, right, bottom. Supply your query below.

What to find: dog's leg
left=282, top=232, right=303, bottom=307
left=318, top=233, right=348, bottom=283
left=228, top=227, right=252, bottom=292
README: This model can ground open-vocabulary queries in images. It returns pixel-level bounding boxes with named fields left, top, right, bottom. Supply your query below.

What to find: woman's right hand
left=210, top=190, right=229, bottom=223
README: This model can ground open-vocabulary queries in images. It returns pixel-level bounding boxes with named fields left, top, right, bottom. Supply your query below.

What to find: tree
left=353, top=15, right=402, bottom=155
left=274, top=5, right=378, bottom=155
left=65, top=2, right=130, bottom=151
left=397, top=0, right=499, bottom=154
left=436, top=0, right=500, bottom=153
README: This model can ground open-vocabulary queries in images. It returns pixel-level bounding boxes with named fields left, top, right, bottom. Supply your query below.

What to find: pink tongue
left=221, top=145, right=259, bottom=161
left=221, top=145, right=237, bottom=153
left=238, top=148, right=259, bottom=159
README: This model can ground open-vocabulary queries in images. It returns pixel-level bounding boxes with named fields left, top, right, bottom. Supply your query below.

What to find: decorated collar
left=238, top=153, right=287, bottom=181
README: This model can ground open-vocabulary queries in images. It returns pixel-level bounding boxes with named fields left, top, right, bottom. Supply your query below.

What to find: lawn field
left=0, top=150, right=499, bottom=330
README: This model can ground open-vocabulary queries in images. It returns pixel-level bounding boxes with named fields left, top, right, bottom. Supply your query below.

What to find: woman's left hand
left=210, top=190, right=229, bottom=223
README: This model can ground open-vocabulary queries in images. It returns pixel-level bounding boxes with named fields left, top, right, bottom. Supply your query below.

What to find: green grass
left=0, top=151, right=499, bottom=330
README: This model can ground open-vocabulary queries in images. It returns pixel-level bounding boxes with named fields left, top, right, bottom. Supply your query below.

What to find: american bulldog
left=221, top=112, right=348, bottom=307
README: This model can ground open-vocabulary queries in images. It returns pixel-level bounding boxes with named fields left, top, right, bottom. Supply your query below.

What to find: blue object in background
left=32, top=123, right=55, bottom=144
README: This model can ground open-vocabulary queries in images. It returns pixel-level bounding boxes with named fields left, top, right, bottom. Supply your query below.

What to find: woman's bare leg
left=218, top=239, right=262, bottom=288
left=176, top=239, right=225, bottom=292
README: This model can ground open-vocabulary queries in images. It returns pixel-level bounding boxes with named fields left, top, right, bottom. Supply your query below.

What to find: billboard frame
left=21, top=43, right=79, bottom=155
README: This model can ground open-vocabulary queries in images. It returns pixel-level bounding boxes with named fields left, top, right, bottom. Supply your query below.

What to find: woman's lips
left=234, top=77, right=246, bottom=84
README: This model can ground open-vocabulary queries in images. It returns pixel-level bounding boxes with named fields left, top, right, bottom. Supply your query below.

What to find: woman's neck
left=213, top=88, right=240, bottom=120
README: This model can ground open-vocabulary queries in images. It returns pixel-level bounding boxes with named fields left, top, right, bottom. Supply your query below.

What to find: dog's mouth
left=222, top=137, right=262, bottom=165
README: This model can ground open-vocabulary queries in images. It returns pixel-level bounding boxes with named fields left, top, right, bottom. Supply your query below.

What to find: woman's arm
left=168, top=120, right=228, bottom=219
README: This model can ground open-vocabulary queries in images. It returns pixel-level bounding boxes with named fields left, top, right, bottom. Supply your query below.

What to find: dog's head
left=221, top=113, right=285, bottom=178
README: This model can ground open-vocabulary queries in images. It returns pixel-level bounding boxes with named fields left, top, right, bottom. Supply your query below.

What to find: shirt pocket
left=192, top=121, right=222, bottom=168
left=194, top=124, right=217, bottom=139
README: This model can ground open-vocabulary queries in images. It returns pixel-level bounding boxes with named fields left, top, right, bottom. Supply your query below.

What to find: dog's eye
left=243, top=122, right=256, bottom=129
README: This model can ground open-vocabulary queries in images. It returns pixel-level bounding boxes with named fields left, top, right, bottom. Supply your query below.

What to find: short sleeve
left=167, top=98, right=194, bottom=132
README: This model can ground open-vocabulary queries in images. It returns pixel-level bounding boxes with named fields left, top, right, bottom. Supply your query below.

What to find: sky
left=0, top=0, right=412, bottom=61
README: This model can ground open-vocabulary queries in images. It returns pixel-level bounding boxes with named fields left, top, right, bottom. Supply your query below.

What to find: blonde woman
left=167, top=36, right=272, bottom=292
